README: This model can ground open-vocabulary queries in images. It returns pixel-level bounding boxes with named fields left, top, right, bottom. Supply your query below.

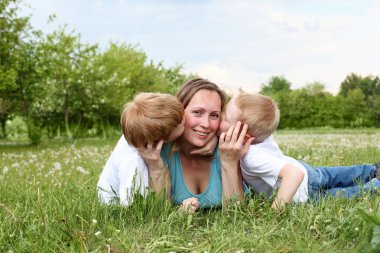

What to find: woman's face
left=182, top=89, right=222, bottom=147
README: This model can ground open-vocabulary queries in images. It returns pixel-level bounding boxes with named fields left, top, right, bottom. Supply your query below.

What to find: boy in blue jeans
left=219, top=92, right=380, bottom=209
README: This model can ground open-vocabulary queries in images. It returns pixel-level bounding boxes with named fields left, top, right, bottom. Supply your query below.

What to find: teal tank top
left=160, top=143, right=222, bottom=209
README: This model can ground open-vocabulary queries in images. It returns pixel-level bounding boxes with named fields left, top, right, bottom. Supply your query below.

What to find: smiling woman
left=138, top=78, right=251, bottom=211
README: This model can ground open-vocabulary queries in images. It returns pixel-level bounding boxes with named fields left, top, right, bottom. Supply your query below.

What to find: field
left=1, top=130, right=380, bottom=252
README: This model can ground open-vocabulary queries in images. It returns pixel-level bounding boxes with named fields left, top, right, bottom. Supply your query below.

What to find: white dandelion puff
left=77, top=166, right=89, bottom=174
left=54, top=162, right=62, bottom=170
left=11, top=162, right=20, bottom=168
left=3, top=166, right=9, bottom=174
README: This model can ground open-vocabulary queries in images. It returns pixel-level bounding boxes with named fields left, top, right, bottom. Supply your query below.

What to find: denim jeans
left=299, top=161, right=380, bottom=201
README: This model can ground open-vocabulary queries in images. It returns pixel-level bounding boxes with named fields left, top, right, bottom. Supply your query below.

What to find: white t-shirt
left=240, top=135, right=309, bottom=202
left=97, top=135, right=149, bottom=206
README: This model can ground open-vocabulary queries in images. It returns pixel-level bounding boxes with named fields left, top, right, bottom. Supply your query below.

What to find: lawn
left=1, top=130, right=380, bottom=252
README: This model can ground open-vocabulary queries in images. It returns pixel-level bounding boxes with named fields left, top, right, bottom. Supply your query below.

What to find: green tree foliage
left=260, top=75, right=291, bottom=95
left=32, top=26, right=98, bottom=140
left=0, top=0, right=31, bottom=138
left=339, top=73, right=380, bottom=127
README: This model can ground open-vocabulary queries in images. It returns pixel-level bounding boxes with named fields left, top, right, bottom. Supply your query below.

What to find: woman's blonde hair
left=120, top=93, right=184, bottom=148
left=235, top=93, right=280, bottom=144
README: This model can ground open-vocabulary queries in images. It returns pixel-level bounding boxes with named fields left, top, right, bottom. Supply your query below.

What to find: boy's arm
left=137, top=140, right=171, bottom=200
left=272, top=164, right=305, bottom=209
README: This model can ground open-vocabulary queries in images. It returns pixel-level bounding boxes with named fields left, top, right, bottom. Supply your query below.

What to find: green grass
left=1, top=130, right=380, bottom=252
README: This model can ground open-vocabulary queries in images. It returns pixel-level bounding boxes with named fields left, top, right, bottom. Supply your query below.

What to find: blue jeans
left=299, top=161, right=380, bottom=201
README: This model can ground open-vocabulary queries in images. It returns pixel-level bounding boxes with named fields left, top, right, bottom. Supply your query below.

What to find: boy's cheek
left=217, top=122, right=229, bottom=135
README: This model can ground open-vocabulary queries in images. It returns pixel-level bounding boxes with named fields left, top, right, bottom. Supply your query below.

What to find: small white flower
left=54, top=162, right=62, bottom=170
left=11, top=162, right=20, bottom=168
left=77, top=166, right=89, bottom=174
left=188, top=242, right=193, bottom=246
left=95, top=231, right=101, bottom=237
left=3, top=166, right=9, bottom=174
left=92, top=219, right=97, bottom=225
left=355, top=227, right=359, bottom=231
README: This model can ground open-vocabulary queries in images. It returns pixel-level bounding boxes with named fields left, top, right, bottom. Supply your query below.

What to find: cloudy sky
left=20, top=0, right=380, bottom=94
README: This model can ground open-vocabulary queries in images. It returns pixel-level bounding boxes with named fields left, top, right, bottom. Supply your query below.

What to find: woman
left=139, top=78, right=252, bottom=211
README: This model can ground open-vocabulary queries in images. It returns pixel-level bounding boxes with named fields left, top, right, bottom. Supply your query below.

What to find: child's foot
left=375, top=161, right=380, bottom=179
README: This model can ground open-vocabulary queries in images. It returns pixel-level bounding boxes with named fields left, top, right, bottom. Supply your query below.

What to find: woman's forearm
left=221, top=161, right=244, bottom=206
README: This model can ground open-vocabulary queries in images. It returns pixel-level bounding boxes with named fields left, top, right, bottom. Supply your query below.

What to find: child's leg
left=322, top=178, right=380, bottom=199
left=301, top=162, right=376, bottom=188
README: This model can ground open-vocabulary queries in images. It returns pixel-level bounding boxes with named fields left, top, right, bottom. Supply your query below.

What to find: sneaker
left=375, top=161, right=380, bottom=179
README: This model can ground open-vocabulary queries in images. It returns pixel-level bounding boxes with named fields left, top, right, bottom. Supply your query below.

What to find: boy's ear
left=243, top=134, right=254, bottom=144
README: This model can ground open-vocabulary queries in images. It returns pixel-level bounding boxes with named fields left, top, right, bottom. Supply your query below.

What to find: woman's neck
left=177, top=138, right=195, bottom=158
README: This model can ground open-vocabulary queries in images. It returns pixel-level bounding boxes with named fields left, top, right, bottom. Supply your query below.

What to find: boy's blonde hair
left=120, top=93, right=184, bottom=148
left=235, top=93, right=280, bottom=144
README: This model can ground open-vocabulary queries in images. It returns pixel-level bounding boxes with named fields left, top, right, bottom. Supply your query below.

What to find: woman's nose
left=200, top=115, right=210, bottom=128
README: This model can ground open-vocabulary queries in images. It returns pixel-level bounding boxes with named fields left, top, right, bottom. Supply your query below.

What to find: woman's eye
left=192, top=111, right=201, bottom=116
left=211, top=114, right=219, bottom=119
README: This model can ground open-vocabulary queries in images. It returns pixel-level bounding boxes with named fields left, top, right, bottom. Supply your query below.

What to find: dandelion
left=3, top=166, right=9, bottom=174
left=54, top=162, right=62, bottom=170
left=11, top=162, right=20, bottom=168
left=77, top=166, right=89, bottom=174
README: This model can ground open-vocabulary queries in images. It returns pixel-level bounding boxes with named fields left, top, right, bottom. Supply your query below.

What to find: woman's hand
left=219, top=121, right=254, bottom=166
left=218, top=121, right=254, bottom=206
left=137, top=140, right=170, bottom=197
left=180, top=197, right=199, bottom=213
left=190, top=135, right=218, bottom=156
left=137, top=140, right=165, bottom=171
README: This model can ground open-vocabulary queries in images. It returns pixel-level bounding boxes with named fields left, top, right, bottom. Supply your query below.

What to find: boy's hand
left=180, top=197, right=199, bottom=213
left=190, top=136, right=218, bottom=156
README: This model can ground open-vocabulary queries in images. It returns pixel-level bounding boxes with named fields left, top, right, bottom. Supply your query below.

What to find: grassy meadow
left=1, top=129, right=380, bottom=252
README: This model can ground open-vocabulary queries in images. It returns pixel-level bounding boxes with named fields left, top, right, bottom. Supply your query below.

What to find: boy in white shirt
left=97, top=93, right=185, bottom=206
left=219, top=92, right=380, bottom=209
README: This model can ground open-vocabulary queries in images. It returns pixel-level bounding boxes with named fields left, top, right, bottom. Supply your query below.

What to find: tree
left=34, top=26, right=98, bottom=140
left=339, top=73, right=379, bottom=99
left=260, top=76, right=291, bottom=95
left=0, top=0, right=32, bottom=138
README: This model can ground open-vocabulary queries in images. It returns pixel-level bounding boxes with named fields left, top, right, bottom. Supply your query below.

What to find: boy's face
left=218, top=98, right=241, bottom=135
left=165, top=116, right=185, bottom=142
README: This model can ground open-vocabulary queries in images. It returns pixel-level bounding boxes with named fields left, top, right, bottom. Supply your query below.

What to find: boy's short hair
left=120, top=93, right=184, bottom=148
left=235, top=93, right=280, bottom=144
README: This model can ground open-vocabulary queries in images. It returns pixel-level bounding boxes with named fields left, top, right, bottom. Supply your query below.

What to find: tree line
left=260, top=75, right=380, bottom=129
left=1, top=0, right=380, bottom=143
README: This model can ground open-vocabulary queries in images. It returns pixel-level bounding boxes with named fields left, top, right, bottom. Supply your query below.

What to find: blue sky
left=20, top=0, right=380, bottom=94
